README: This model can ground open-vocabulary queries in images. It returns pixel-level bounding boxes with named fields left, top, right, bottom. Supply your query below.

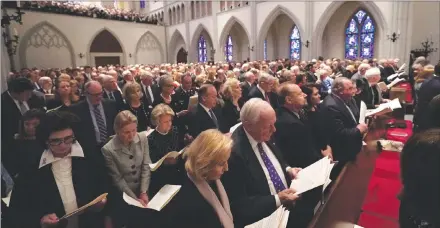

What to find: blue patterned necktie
left=257, top=143, right=286, bottom=193
left=93, top=105, right=107, bottom=143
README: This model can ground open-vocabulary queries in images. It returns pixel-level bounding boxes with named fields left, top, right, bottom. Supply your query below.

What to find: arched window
left=140, top=0, right=146, bottom=8
left=345, top=9, right=375, bottom=60
left=290, top=25, right=301, bottom=60
left=198, top=35, right=207, bottom=62
left=225, top=35, right=233, bottom=62
left=264, top=39, right=267, bottom=61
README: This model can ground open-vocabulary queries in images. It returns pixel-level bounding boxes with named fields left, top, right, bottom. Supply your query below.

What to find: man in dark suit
left=274, top=83, right=326, bottom=168
left=248, top=73, right=279, bottom=109
left=320, top=77, right=368, bottom=178
left=187, top=84, right=222, bottom=138
left=413, top=74, right=440, bottom=132
left=221, top=98, right=301, bottom=227
left=1, top=78, right=46, bottom=168
left=238, top=71, right=256, bottom=107
left=102, top=75, right=125, bottom=111
left=355, top=67, right=386, bottom=109
left=69, top=81, right=119, bottom=156
left=139, top=71, right=159, bottom=111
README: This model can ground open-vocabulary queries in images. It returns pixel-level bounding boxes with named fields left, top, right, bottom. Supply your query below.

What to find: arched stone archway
left=168, top=29, right=187, bottom=63
left=87, top=28, right=125, bottom=66
left=312, top=1, right=388, bottom=58
left=218, top=16, right=251, bottom=62
left=257, top=5, right=305, bottom=60
left=190, top=24, right=214, bottom=62
left=135, top=31, right=165, bottom=64
left=176, top=48, right=188, bottom=63
left=19, top=21, right=75, bottom=68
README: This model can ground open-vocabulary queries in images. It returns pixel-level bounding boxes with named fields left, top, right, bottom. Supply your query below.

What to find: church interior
left=1, top=1, right=439, bottom=228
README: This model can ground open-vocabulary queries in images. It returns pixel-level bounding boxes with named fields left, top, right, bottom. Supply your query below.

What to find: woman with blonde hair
left=220, top=78, right=242, bottom=133
left=123, top=82, right=150, bottom=131
left=102, top=110, right=153, bottom=227
left=162, top=129, right=234, bottom=228
left=70, top=79, right=83, bottom=102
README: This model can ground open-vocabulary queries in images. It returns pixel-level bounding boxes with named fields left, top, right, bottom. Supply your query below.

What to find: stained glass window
left=140, top=0, right=145, bottom=8
left=225, top=35, right=233, bottom=62
left=345, top=9, right=376, bottom=59
left=290, top=26, right=301, bottom=60
left=198, top=35, right=207, bottom=62
left=264, top=39, right=267, bottom=61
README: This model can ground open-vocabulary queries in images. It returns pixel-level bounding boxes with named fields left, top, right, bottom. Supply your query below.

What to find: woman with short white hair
left=220, top=78, right=242, bottom=133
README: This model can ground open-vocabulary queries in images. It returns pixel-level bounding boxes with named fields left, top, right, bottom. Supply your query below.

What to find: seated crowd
left=18, top=1, right=161, bottom=25
left=1, top=57, right=439, bottom=228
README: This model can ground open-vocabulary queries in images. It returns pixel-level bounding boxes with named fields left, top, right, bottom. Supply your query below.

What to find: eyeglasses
left=48, top=135, right=76, bottom=146
left=164, top=84, right=174, bottom=88
left=87, top=91, right=103, bottom=97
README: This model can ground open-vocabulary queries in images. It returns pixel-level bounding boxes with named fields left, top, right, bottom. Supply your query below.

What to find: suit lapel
left=40, top=165, right=67, bottom=217
left=332, top=95, right=357, bottom=125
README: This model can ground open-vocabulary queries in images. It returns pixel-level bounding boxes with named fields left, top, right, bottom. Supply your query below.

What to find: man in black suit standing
left=238, top=71, right=256, bottom=107
left=413, top=73, right=440, bottom=132
left=172, top=73, right=196, bottom=113
left=139, top=70, right=158, bottom=111
left=1, top=77, right=46, bottom=172
left=320, top=77, right=367, bottom=178
left=102, top=75, right=125, bottom=111
left=69, top=81, right=118, bottom=155
left=248, top=72, right=279, bottom=109
left=221, top=98, right=301, bottom=227
left=187, top=84, right=221, bottom=138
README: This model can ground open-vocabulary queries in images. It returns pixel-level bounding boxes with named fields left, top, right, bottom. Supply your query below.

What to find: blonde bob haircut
left=184, top=129, right=232, bottom=180
left=222, top=78, right=241, bottom=100
left=122, top=82, right=142, bottom=104
left=151, top=103, right=175, bottom=126
left=114, top=110, right=138, bottom=133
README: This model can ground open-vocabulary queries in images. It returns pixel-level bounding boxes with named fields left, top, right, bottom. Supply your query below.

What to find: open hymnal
left=387, top=71, right=405, bottom=82
left=365, top=98, right=401, bottom=117
left=244, top=206, right=290, bottom=228
left=59, top=193, right=108, bottom=220
left=229, top=122, right=242, bottom=133
left=123, top=185, right=181, bottom=211
left=378, top=139, right=404, bottom=152
left=359, top=101, right=367, bottom=124
left=149, top=149, right=184, bottom=171
left=290, top=156, right=335, bottom=195
left=387, top=77, right=406, bottom=89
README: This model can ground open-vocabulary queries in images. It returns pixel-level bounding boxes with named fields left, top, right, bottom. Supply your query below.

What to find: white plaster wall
left=411, top=1, right=440, bottom=64
left=275, top=15, right=296, bottom=59
left=9, top=10, right=166, bottom=68
left=167, top=24, right=187, bottom=46
left=256, top=2, right=306, bottom=40
left=149, top=2, right=165, bottom=13
left=312, top=2, right=332, bottom=33
left=189, top=17, right=214, bottom=47
left=217, top=7, right=251, bottom=43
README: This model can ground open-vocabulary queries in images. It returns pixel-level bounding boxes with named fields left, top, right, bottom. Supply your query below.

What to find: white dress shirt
left=142, top=83, right=154, bottom=103
left=8, top=92, right=29, bottom=113
left=39, top=142, right=85, bottom=228
left=244, top=129, right=288, bottom=207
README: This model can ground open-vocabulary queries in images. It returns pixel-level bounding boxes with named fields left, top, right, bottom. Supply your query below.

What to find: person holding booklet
left=101, top=110, right=155, bottom=228
left=8, top=111, right=108, bottom=228
left=148, top=104, right=186, bottom=195
left=161, top=129, right=234, bottom=228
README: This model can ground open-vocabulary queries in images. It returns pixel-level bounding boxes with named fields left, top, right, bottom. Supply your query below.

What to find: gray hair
left=258, top=72, right=274, bottom=83
left=122, top=70, right=131, bottom=77
left=358, top=63, right=371, bottom=72
left=365, top=67, right=381, bottom=79
left=102, top=75, right=114, bottom=83
left=84, top=80, right=101, bottom=92
left=240, top=98, right=273, bottom=125
left=150, top=103, right=175, bottom=126
left=331, top=77, right=351, bottom=94
left=158, top=75, right=173, bottom=88
left=38, top=76, right=51, bottom=84
left=244, top=71, right=254, bottom=79
left=139, top=70, right=153, bottom=80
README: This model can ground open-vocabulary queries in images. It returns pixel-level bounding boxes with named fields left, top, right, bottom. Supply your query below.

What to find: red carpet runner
left=357, top=120, right=413, bottom=228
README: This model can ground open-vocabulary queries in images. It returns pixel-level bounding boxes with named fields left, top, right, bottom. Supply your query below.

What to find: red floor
left=357, top=150, right=402, bottom=228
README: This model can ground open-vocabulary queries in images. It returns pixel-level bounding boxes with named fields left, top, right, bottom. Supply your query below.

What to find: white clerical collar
left=39, top=142, right=85, bottom=169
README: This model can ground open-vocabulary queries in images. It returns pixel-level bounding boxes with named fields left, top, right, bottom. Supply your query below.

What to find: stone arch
left=257, top=5, right=305, bottom=60
left=87, top=27, right=126, bottom=65
left=168, top=29, right=187, bottom=63
left=135, top=31, right=164, bottom=64
left=19, top=21, right=75, bottom=68
left=218, top=16, right=251, bottom=62
left=190, top=24, right=214, bottom=62
left=312, top=1, right=388, bottom=58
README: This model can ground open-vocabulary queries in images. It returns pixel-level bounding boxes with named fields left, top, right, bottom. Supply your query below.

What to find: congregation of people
left=17, top=1, right=161, bottom=25
left=1, top=56, right=440, bottom=228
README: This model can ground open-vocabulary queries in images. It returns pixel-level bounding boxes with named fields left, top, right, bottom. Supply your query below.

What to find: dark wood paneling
left=95, top=56, right=120, bottom=67
left=90, top=30, right=123, bottom=53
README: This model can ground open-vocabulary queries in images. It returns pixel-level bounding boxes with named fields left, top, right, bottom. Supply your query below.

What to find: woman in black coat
left=161, top=130, right=234, bottom=228
left=220, top=78, right=242, bottom=133
left=8, top=111, right=108, bottom=228
left=46, top=80, right=82, bottom=111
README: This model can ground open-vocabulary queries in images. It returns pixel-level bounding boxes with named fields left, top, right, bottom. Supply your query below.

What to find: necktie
left=209, top=109, right=219, bottom=128
left=93, top=105, right=107, bottom=143
left=1, top=164, right=14, bottom=195
left=18, top=101, right=28, bottom=115
left=298, top=109, right=308, bottom=122
left=109, top=92, right=115, bottom=100
left=265, top=93, right=270, bottom=103
left=256, top=143, right=286, bottom=193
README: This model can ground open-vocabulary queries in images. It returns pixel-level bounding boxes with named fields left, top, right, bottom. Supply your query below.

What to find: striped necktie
left=93, top=105, right=107, bottom=143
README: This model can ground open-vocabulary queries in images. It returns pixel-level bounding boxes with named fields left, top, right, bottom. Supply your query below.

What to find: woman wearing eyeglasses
left=8, top=111, right=108, bottom=228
